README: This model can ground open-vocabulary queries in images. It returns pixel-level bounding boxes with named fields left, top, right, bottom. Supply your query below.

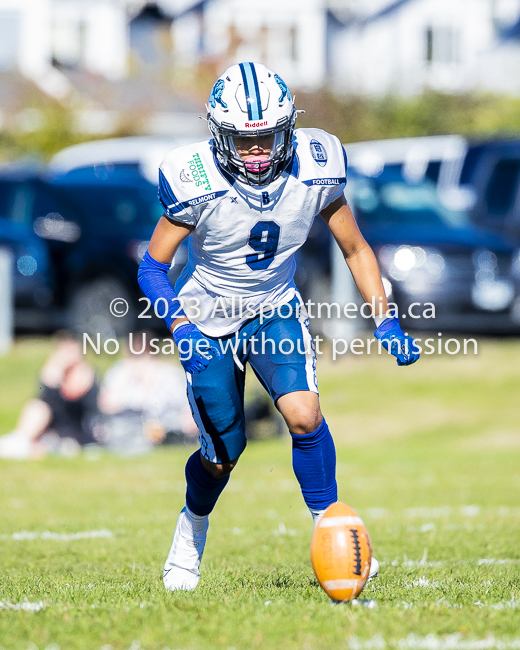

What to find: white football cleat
left=163, top=507, right=209, bottom=592
left=367, top=556, right=379, bottom=582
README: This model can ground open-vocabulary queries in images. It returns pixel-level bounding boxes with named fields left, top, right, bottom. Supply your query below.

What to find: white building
left=0, top=0, right=128, bottom=93
left=170, top=0, right=520, bottom=96
left=52, top=0, right=128, bottom=79
left=2, top=0, right=520, bottom=98
left=328, top=0, right=520, bottom=96
left=172, top=0, right=327, bottom=90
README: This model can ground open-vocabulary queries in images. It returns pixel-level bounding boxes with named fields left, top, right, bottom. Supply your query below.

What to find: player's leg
left=277, top=390, right=379, bottom=579
left=249, top=307, right=379, bottom=580
left=276, top=393, right=379, bottom=577
left=247, top=300, right=337, bottom=525
left=163, top=342, right=247, bottom=592
left=163, top=453, right=239, bottom=592
left=276, top=391, right=337, bottom=526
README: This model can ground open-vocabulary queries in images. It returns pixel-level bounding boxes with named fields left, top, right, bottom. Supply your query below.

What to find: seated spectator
left=97, top=332, right=197, bottom=455
left=0, top=335, right=99, bottom=459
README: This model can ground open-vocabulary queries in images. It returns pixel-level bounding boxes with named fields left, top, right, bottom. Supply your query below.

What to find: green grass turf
left=1, top=338, right=520, bottom=649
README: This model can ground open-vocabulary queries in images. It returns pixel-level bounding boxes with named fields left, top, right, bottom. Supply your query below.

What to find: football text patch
left=303, top=177, right=346, bottom=186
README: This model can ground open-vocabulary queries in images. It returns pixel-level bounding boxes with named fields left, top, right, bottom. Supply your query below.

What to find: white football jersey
left=158, top=128, right=347, bottom=336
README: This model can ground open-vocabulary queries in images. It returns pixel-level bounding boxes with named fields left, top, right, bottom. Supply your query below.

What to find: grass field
left=1, top=338, right=520, bottom=650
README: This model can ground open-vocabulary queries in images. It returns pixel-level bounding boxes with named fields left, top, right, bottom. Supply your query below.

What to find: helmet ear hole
left=207, top=62, right=297, bottom=186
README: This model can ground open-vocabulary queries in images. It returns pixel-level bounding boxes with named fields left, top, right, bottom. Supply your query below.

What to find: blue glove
left=172, top=322, right=222, bottom=374
left=374, top=317, right=420, bottom=366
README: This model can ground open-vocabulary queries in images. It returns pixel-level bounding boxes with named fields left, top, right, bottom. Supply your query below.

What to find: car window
left=485, top=158, right=520, bottom=216
left=56, top=164, right=142, bottom=184
left=50, top=165, right=164, bottom=225
left=56, top=183, right=163, bottom=225
left=460, top=145, right=485, bottom=184
left=0, top=181, right=34, bottom=223
left=0, top=181, right=14, bottom=218
left=32, top=183, right=79, bottom=221
left=351, top=177, right=469, bottom=229
left=384, top=164, right=403, bottom=176
left=425, top=161, right=441, bottom=183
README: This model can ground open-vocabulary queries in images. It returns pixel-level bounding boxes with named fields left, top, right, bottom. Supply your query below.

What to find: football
left=310, top=501, right=373, bottom=602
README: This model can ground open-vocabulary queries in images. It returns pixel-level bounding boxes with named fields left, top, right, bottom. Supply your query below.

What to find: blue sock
left=185, top=451, right=229, bottom=516
left=290, top=419, right=337, bottom=511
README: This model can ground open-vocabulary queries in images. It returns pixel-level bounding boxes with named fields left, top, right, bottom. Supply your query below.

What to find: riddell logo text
left=245, top=120, right=268, bottom=128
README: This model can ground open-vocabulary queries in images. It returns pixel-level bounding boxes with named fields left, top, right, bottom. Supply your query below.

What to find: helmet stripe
left=239, top=62, right=262, bottom=121
left=248, top=63, right=263, bottom=120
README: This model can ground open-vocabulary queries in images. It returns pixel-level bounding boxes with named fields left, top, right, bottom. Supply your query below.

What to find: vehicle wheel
left=67, top=276, right=137, bottom=339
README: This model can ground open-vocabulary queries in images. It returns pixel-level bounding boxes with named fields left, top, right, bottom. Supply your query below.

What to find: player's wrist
left=171, top=317, right=190, bottom=334
left=374, top=315, right=402, bottom=339
left=373, top=313, right=394, bottom=329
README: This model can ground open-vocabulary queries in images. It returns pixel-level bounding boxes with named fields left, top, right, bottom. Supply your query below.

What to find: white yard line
left=349, top=634, right=520, bottom=649
left=403, top=577, right=441, bottom=589
left=0, top=601, right=44, bottom=611
left=382, top=557, right=520, bottom=567
left=396, top=597, right=520, bottom=611
left=366, top=506, right=520, bottom=519
left=1, top=529, right=113, bottom=541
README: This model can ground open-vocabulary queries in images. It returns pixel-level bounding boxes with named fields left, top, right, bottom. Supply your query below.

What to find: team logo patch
left=310, top=140, right=328, bottom=167
left=209, top=79, right=227, bottom=109
left=179, top=169, right=192, bottom=183
left=274, top=74, right=291, bottom=102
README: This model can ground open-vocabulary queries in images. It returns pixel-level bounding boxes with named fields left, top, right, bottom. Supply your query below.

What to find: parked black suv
left=0, top=164, right=171, bottom=336
left=348, top=168, right=520, bottom=333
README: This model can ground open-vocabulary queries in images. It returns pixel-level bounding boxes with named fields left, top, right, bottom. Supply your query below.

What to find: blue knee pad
left=185, top=451, right=229, bottom=516
left=290, top=419, right=337, bottom=511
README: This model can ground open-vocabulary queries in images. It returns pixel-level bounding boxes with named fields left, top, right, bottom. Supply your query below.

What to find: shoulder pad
left=159, top=140, right=229, bottom=223
left=294, top=128, right=347, bottom=186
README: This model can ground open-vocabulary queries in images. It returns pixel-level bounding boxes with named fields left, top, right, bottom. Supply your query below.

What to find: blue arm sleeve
left=137, top=250, right=186, bottom=332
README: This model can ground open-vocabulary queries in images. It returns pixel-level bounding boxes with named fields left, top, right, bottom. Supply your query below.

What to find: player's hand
left=374, top=317, right=420, bottom=366
left=172, top=322, right=222, bottom=374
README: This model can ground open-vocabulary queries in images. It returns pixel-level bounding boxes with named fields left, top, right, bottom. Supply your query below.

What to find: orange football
left=310, top=501, right=372, bottom=602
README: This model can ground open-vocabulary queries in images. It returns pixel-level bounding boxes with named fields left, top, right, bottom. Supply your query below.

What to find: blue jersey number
left=246, top=221, right=280, bottom=270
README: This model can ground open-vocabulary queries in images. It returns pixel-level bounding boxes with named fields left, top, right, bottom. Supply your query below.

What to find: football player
left=138, top=62, right=420, bottom=592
